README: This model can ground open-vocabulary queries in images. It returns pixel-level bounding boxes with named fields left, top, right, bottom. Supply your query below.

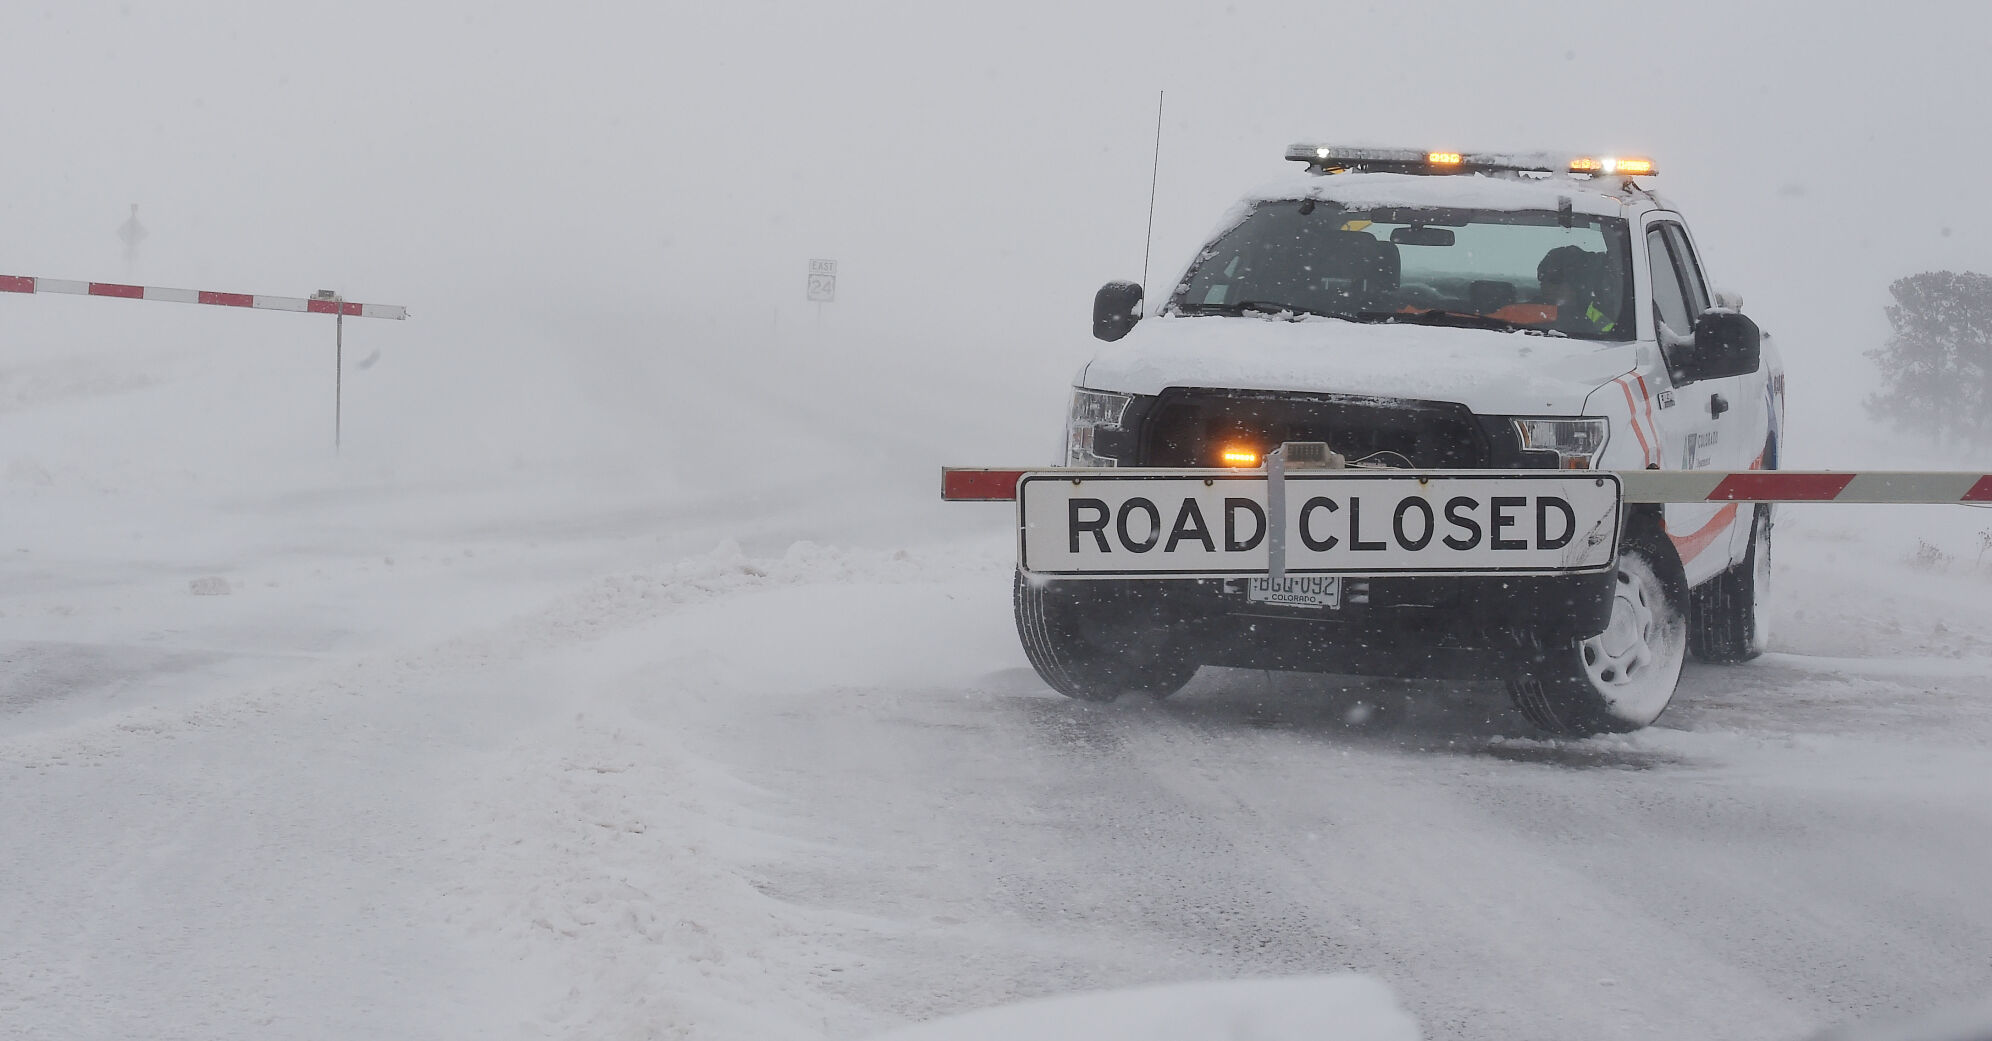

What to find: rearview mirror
left=1389, top=226, right=1455, bottom=247
left=1686, top=310, right=1761, bottom=380
left=1094, top=281, right=1144, bottom=342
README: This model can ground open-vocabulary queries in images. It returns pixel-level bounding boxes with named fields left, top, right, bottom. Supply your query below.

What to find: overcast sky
left=2, top=0, right=1985, bottom=476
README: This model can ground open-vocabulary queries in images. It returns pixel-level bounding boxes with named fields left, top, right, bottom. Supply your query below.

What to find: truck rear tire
left=1505, top=529, right=1689, bottom=735
left=1689, top=505, right=1771, bottom=663
left=1013, top=571, right=1200, bottom=703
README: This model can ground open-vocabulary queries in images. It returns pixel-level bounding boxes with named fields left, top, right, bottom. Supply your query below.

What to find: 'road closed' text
left=1018, top=472, right=1619, bottom=577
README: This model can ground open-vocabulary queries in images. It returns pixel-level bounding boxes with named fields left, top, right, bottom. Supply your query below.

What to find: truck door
left=1643, top=216, right=1746, bottom=586
left=1667, top=221, right=1773, bottom=565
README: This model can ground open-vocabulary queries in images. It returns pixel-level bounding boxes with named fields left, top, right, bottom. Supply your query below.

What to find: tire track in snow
left=1001, top=686, right=1823, bottom=1041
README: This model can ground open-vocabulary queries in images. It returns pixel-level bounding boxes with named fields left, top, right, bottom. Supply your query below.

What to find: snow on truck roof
left=1242, top=171, right=1638, bottom=218
left=1235, top=143, right=1660, bottom=218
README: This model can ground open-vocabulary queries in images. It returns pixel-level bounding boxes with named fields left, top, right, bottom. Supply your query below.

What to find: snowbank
left=866, top=975, right=1420, bottom=1041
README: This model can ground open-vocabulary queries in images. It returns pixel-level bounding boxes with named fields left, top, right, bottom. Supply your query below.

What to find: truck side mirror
left=1093, top=281, right=1144, bottom=342
left=1688, top=310, right=1761, bottom=380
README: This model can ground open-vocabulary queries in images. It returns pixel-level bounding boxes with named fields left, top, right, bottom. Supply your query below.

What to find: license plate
left=1247, top=575, right=1341, bottom=609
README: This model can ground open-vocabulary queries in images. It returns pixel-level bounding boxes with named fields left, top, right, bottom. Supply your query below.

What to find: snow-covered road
left=5, top=461, right=1990, bottom=1040
left=2, top=329, right=1989, bottom=1040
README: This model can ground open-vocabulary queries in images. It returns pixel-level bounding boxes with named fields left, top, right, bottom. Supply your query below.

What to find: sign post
left=116, top=204, right=147, bottom=266
left=313, top=291, right=346, bottom=451
left=807, top=258, right=836, bottom=337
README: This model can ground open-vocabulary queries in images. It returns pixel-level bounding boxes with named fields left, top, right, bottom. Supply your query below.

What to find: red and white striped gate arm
left=1617, top=470, right=1992, bottom=504
left=0, top=274, right=407, bottom=320
left=940, top=468, right=1992, bottom=504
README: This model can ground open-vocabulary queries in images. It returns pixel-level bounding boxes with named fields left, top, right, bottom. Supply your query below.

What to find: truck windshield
left=1170, top=200, right=1636, bottom=342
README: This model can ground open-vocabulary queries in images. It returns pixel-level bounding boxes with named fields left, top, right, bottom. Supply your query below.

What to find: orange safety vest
left=1489, top=303, right=1557, bottom=325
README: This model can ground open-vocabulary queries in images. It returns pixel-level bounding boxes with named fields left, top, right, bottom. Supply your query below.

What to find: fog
left=2, top=1, right=1987, bottom=512
left=8, top=7, right=1992, bottom=1038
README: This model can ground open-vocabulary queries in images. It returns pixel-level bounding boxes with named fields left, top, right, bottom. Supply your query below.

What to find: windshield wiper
left=1354, top=308, right=1545, bottom=334
left=1179, top=300, right=1355, bottom=321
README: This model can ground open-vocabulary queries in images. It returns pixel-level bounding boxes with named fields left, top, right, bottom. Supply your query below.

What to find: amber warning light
left=1570, top=156, right=1656, bottom=176
left=1220, top=448, right=1262, bottom=467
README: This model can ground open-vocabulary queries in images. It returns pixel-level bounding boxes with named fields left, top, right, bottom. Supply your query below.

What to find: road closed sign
left=1017, top=471, right=1621, bottom=578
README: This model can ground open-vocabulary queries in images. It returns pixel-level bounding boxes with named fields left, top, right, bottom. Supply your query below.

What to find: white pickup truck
left=1018, top=146, right=1785, bottom=735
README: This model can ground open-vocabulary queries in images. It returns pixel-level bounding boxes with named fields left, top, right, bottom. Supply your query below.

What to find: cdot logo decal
left=1684, top=431, right=1719, bottom=469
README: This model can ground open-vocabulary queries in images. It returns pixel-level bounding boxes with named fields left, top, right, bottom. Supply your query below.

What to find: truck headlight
left=1067, top=388, right=1133, bottom=467
left=1512, top=417, right=1609, bottom=469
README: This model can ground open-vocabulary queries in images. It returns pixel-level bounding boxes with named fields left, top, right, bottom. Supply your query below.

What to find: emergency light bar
left=1286, top=144, right=1656, bottom=179
left=1568, top=156, right=1656, bottom=176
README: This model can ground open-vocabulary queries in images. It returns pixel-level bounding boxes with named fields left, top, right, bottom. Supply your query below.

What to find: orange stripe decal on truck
left=1615, top=378, right=1653, bottom=467
left=1666, top=502, right=1739, bottom=563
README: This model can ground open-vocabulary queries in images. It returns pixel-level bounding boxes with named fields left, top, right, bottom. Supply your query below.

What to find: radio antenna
left=1141, top=90, right=1164, bottom=295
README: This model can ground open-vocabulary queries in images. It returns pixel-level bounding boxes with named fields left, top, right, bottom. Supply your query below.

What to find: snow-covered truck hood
left=1081, top=314, right=1639, bottom=415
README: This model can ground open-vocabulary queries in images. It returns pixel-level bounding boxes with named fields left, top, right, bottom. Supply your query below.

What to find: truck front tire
left=1505, top=529, right=1689, bottom=735
left=1014, top=571, right=1200, bottom=703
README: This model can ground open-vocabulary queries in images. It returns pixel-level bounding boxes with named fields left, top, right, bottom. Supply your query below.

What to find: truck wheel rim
left=1584, top=567, right=1656, bottom=687
left=1578, top=551, right=1682, bottom=720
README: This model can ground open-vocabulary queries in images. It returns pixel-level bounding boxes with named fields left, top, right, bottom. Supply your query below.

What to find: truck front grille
left=1135, top=389, right=1496, bottom=468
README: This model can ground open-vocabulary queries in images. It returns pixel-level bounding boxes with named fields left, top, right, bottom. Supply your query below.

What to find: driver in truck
left=1534, top=244, right=1617, bottom=335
